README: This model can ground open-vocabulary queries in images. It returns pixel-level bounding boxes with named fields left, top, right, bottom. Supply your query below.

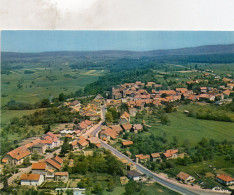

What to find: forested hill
left=2, top=43, right=234, bottom=59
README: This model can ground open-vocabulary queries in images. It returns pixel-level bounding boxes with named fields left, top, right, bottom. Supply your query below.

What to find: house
left=200, top=87, right=207, bottom=93
left=129, top=108, right=137, bottom=117
left=54, top=172, right=69, bottom=182
left=77, top=120, right=93, bottom=131
left=223, top=90, right=231, bottom=98
left=71, top=140, right=78, bottom=150
left=21, top=174, right=44, bottom=186
left=216, top=174, right=234, bottom=186
left=122, top=123, right=132, bottom=133
left=40, top=140, right=54, bottom=149
left=227, top=83, right=234, bottom=90
left=5, top=146, right=31, bottom=165
left=53, top=156, right=63, bottom=165
left=77, top=137, right=89, bottom=149
left=69, top=100, right=81, bottom=111
left=133, top=124, right=143, bottom=133
left=127, top=170, right=142, bottom=181
left=159, top=90, right=176, bottom=96
left=177, top=172, right=195, bottom=184
left=46, top=158, right=62, bottom=170
left=100, top=127, right=118, bottom=141
left=135, top=154, right=150, bottom=163
left=42, top=132, right=60, bottom=147
left=151, top=153, right=161, bottom=162
left=45, top=169, right=55, bottom=181
left=163, top=149, right=178, bottom=159
left=87, top=137, right=101, bottom=145
left=198, top=94, right=215, bottom=101
left=110, top=125, right=123, bottom=133
left=122, top=141, right=133, bottom=147
left=31, top=143, right=47, bottom=154
left=119, top=112, right=130, bottom=125
left=31, top=163, right=47, bottom=177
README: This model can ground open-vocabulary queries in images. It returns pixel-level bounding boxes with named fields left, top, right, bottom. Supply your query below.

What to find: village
left=1, top=72, right=234, bottom=194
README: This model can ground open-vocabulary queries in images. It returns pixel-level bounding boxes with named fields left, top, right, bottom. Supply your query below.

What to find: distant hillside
left=2, top=43, right=234, bottom=59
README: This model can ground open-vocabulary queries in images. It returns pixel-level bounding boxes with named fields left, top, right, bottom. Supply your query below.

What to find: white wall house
left=21, top=174, right=44, bottom=186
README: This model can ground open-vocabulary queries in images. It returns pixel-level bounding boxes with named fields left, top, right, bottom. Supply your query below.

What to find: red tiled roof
left=46, top=158, right=61, bottom=170
left=177, top=172, right=191, bottom=181
left=84, top=120, right=93, bottom=126
left=78, top=137, right=89, bottom=147
left=122, top=141, right=133, bottom=146
left=164, top=149, right=178, bottom=158
left=120, top=112, right=130, bottom=119
left=133, top=124, right=143, bottom=131
left=40, top=140, right=53, bottom=144
left=32, top=163, right=46, bottom=170
left=110, top=125, right=123, bottom=132
left=217, top=174, right=233, bottom=182
left=122, top=123, right=132, bottom=130
left=101, top=128, right=118, bottom=139
left=65, top=134, right=73, bottom=138
left=159, top=90, right=176, bottom=95
left=2, top=158, right=8, bottom=163
left=20, top=174, right=40, bottom=181
left=7, top=146, right=31, bottom=160
left=55, top=172, right=68, bottom=176
left=71, top=140, right=77, bottom=146
left=53, top=156, right=63, bottom=164
left=79, top=121, right=88, bottom=129
left=151, top=153, right=160, bottom=158
left=135, top=154, right=150, bottom=160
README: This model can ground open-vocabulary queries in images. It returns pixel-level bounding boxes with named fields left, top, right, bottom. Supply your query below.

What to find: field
left=1, top=67, right=106, bottom=106
left=134, top=105, right=234, bottom=146
left=1, top=109, right=46, bottom=126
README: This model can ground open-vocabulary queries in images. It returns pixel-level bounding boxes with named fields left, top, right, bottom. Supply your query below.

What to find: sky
left=1, top=31, right=234, bottom=52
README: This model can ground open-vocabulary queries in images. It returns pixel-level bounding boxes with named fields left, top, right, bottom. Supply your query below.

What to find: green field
left=1, top=68, right=106, bottom=106
left=137, top=106, right=234, bottom=146
left=1, top=109, right=46, bottom=126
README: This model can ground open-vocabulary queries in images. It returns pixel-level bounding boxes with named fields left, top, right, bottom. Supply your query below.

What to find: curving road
left=91, top=104, right=230, bottom=195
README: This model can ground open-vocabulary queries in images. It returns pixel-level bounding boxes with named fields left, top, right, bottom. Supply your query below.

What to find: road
left=89, top=104, right=230, bottom=195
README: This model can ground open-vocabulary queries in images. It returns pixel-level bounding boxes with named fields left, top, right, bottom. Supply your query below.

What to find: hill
left=2, top=43, right=234, bottom=59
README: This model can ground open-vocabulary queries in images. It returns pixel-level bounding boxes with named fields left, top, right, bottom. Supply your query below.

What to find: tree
left=92, top=182, right=103, bottom=194
left=32, top=151, right=39, bottom=160
left=23, top=157, right=30, bottom=166
left=159, top=114, right=170, bottom=125
left=60, top=137, right=70, bottom=155
left=58, top=93, right=66, bottom=101
left=120, top=103, right=129, bottom=113
left=199, top=137, right=209, bottom=148
left=105, top=111, right=113, bottom=123
left=107, top=178, right=114, bottom=192
left=41, top=98, right=50, bottom=107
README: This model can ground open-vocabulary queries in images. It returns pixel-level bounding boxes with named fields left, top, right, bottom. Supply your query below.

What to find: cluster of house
left=2, top=132, right=60, bottom=166
left=110, top=80, right=233, bottom=115
left=20, top=156, right=69, bottom=186
left=60, top=119, right=94, bottom=138
left=134, top=149, right=182, bottom=164
left=99, top=111, right=145, bottom=141
left=64, top=94, right=105, bottom=121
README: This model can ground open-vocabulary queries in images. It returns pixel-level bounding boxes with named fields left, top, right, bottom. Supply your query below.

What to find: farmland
left=1, top=67, right=106, bottom=106
left=133, top=105, right=234, bottom=146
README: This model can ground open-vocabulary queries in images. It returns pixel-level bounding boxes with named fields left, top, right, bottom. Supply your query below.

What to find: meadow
left=134, top=105, right=234, bottom=146
left=1, top=66, right=106, bottom=106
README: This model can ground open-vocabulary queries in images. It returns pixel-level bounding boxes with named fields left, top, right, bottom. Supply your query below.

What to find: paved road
left=101, top=141, right=198, bottom=195
left=88, top=106, right=229, bottom=195
left=7, top=165, right=32, bottom=185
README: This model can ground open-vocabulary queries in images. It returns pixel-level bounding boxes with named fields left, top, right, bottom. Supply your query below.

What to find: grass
left=1, top=109, right=46, bottom=126
left=138, top=106, right=234, bottom=146
left=1, top=68, right=106, bottom=106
